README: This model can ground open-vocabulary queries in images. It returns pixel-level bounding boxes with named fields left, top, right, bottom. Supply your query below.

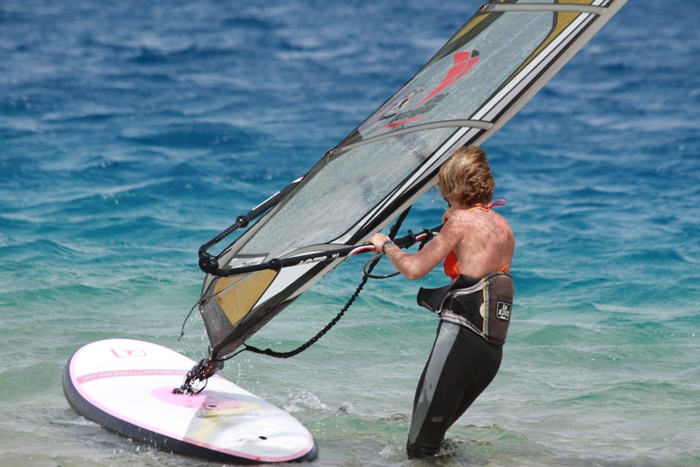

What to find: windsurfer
left=367, top=145, right=515, bottom=458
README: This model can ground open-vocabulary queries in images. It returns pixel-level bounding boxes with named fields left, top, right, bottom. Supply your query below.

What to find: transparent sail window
left=239, top=128, right=454, bottom=257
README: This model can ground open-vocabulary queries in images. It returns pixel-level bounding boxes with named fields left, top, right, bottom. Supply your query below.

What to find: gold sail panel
left=213, top=270, right=278, bottom=327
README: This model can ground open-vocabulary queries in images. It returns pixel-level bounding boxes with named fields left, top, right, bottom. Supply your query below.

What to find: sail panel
left=198, top=0, right=627, bottom=359
left=238, top=127, right=455, bottom=259
left=214, top=270, right=278, bottom=328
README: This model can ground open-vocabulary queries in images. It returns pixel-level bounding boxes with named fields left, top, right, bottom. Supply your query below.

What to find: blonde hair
left=437, top=146, right=495, bottom=206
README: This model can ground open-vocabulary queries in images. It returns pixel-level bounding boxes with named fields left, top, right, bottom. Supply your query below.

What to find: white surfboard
left=63, top=339, right=317, bottom=464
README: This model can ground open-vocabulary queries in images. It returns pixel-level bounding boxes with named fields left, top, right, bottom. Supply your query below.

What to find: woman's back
left=449, top=206, right=514, bottom=279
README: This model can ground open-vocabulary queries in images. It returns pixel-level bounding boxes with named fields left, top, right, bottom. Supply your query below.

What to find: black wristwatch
left=382, top=240, right=396, bottom=253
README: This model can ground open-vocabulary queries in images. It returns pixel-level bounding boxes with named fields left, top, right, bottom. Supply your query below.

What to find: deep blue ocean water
left=1, top=0, right=700, bottom=465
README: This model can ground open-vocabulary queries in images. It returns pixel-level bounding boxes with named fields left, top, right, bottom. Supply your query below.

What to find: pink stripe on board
left=77, top=369, right=187, bottom=384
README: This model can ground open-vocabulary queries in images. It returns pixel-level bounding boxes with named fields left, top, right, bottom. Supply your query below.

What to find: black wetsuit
left=407, top=273, right=512, bottom=458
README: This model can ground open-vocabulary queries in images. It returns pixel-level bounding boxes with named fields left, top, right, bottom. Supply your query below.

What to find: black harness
left=417, top=272, right=514, bottom=346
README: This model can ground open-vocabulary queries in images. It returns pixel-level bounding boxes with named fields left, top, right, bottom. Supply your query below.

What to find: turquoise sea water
left=2, top=0, right=700, bottom=465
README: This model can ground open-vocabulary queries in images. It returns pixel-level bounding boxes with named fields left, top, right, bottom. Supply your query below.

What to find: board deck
left=63, top=339, right=318, bottom=464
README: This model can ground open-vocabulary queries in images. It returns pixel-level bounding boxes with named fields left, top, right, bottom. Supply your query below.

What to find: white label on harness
left=496, top=302, right=512, bottom=321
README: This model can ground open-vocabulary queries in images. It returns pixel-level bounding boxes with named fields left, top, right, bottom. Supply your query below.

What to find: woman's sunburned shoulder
left=446, top=207, right=512, bottom=235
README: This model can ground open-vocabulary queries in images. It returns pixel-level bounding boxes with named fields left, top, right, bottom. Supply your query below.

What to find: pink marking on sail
left=419, top=51, right=479, bottom=105
left=382, top=115, right=423, bottom=129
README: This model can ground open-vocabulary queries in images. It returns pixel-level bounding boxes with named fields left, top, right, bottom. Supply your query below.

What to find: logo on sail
left=382, top=50, right=480, bottom=129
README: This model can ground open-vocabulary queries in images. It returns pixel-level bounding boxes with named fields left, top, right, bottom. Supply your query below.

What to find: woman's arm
left=367, top=217, right=463, bottom=280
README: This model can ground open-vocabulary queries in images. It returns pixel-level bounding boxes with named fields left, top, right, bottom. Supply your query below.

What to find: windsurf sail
left=197, top=0, right=627, bottom=362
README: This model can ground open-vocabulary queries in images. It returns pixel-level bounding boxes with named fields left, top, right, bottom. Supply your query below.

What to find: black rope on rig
left=417, top=227, right=435, bottom=250
left=240, top=207, right=412, bottom=360
left=361, top=253, right=398, bottom=279
left=177, top=301, right=200, bottom=341
left=242, top=272, right=373, bottom=359
left=171, top=209, right=429, bottom=393
left=172, top=356, right=222, bottom=395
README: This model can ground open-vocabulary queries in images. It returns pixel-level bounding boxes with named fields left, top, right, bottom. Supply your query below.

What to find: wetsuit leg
left=406, top=321, right=502, bottom=458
